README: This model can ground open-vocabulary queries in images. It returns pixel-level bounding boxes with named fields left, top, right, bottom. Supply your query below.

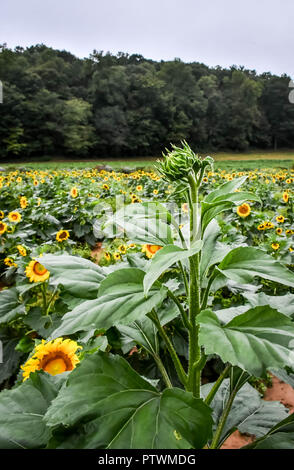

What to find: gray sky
left=1, top=0, right=293, bottom=76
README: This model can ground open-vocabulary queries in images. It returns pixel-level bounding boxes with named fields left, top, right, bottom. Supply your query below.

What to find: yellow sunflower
left=276, top=215, right=285, bottom=223
left=257, top=223, right=265, bottom=231
left=20, top=196, right=28, bottom=209
left=0, top=211, right=4, bottom=219
left=8, top=211, right=22, bottom=223
left=271, top=243, right=280, bottom=251
left=70, top=187, right=78, bottom=198
left=283, top=192, right=289, bottom=203
left=104, top=251, right=111, bottom=261
left=118, top=244, right=127, bottom=254
left=142, top=244, right=162, bottom=259
left=276, top=228, right=283, bottom=235
left=56, top=229, right=70, bottom=242
left=4, top=257, right=17, bottom=267
left=25, top=260, right=50, bottom=283
left=21, top=338, right=82, bottom=381
left=16, top=245, right=27, bottom=256
left=0, top=222, right=7, bottom=235
left=236, top=203, right=251, bottom=218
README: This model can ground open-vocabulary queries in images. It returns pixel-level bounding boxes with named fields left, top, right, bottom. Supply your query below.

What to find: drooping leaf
left=36, top=254, right=106, bottom=299
left=50, top=268, right=168, bottom=338
left=45, top=352, right=213, bottom=449
left=201, top=380, right=288, bottom=446
left=0, top=371, right=66, bottom=449
left=143, top=241, right=202, bottom=295
left=0, top=287, right=25, bottom=324
left=103, top=202, right=174, bottom=245
left=198, top=306, right=294, bottom=377
left=244, top=413, right=294, bottom=449
left=215, top=246, right=294, bottom=288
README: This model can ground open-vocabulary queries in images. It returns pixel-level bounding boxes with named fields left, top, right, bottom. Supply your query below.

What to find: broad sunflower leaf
left=215, top=246, right=294, bottom=288
left=0, top=331, right=23, bottom=385
left=246, top=292, right=294, bottom=318
left=36, top=254, right=106, bottom=299
left=103, top=202, right=174, bottom=245
left=200, top=219, right=231, bottom=280
left=203, top=176, right=248, bottom=203
left=0, top=287, right=25, bottom=324
left=50, top=268, right=168, bottom=337
left=45, top=352, right=213, bottom=449
left=143, top=241, right=202, bottom=295
left=201, top=379, right=288, bottom=447
left=244, top=413, right=294, bottom=449
left=0, top=371, right=66, bottom=449
left=197, top=306, right=294, bottom=377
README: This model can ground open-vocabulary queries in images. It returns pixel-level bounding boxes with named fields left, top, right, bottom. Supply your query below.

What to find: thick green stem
left=148, top=310, right=188, bottom=387
left=210, top=383, right=239, bottom=449
left=204, top=364, right=232, bottom=406
left=153, top=354, right=173, bottom=388
left=167, top=289, right=190, bottom=330
left=178, top=260, right=189, bottom=298
left=187, top=173, right=203, bottom=397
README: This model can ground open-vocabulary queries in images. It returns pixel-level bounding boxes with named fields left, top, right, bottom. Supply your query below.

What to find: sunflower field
left=0, top=143, right=293, bottom=450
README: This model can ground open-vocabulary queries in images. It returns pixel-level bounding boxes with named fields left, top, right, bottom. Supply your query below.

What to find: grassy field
left=1, top=151, right=294, bottom=171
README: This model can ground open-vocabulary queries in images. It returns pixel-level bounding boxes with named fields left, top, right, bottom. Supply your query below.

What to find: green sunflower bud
left=156, top=141, right=214, bottom=183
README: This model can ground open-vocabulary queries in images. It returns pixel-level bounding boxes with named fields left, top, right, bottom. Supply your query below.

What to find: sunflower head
left=271, top=242, right=280, bottom=251
left=0, top=211, right=4, bottom=219
left=25, top=259, right=50, bottom=283
left=142, top=244, right=162, bottom=259
left=0, top=222, right=7, bottom=235
left=56, top=229, right=70, bottom=242
left=70, top=187, right=78, bottom=198
left=283, top=192, right=289, bottom=203
left=8, top=211, right=22, bottom=223
left=236, top=203, right=251, bottom=218
left=20, top=196, right=28, bottom=209
left=21, top=338, right=82, bottom=381
left=16, top=245, right=27, bottom=256
left=276, top=215, right=285, bottom=223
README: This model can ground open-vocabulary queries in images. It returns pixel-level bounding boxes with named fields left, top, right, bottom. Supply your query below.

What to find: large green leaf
left=45, top=352, right=213, bottom=449
left=246, top=292, right=294, bottom=318
left=51, top=268, right=168, bottom=338
left=0, top=287, right=25, bottom=324
left=143, top=241, right=202, bottom=295
left=103, top=202, right=174, bottom=245
left=36, top=254, right=106, bottom=299
left=200, top=219, right=231, bottom=281
left=244, top=413, right=294, bottom=449
left=215, top=246, right=294, bottom=288
left=0, top=372, right=66, bottom=449
left=198, top=306, right=294, bottom=377
left=201, top=177, right=261, bottom=231
left=203, top=176, right=248, bottom=203
left=201, top=380, right=288, bottom=446
left=0, top=331, right=23, bottom=385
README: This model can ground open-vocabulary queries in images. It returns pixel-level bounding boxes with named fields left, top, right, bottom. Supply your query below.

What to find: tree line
left=0, top=43, right=294, bottom=159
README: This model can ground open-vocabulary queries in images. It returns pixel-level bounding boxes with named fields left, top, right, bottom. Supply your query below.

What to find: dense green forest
left=0, top=43, right=294, bottom=159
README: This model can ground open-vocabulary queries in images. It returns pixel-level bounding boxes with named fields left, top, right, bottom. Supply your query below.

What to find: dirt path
left=221, top=374, right=294, bottom=449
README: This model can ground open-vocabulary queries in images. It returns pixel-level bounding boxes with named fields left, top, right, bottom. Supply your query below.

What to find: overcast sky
left=1, top=0, right=293, bottom=76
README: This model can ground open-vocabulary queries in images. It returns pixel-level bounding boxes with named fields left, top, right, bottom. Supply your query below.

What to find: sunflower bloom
left=0, top=211, right=4, bottom=219
left=283, top=192, right=289, bottom=203
left=0, top=222, right=7, bottom=235
left=271, top=243, right=280, bottom=251
left=8, top=211, right=22, bottom=223
left=25, top=260, right=50, bottom=282
left=142, top=244, right=162, bottom=259
left=20, top=196, right=28, bottom=209
left=21, top=338, right=82, bottom=381
left=70, top=187, right=78, bottom=198
left=276, top=215, right=285, bottom=223
left=56, top=229, right=70, bottom=242
left=236, top=203, right=251, bottom=218
left=16, top=245, right=27, bottom=256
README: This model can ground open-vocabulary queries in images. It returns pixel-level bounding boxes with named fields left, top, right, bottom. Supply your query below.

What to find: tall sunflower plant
left=1, top=142, right=294, bottom=450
